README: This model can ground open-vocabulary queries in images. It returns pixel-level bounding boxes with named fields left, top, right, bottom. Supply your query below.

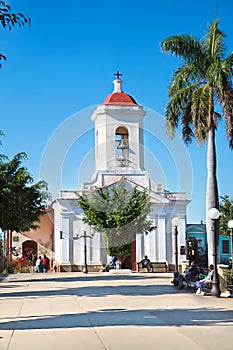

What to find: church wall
left=8, top=210, right=53, bottom=265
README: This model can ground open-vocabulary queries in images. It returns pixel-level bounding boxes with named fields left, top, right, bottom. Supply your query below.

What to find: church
left=51, top=73, right=190, bottom=272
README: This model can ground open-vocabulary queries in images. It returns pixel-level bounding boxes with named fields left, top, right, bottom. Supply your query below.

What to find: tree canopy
left=219, top=195, right=233, bottom=237
left=160, top=19, right=233, bottom=147
left=0, top=152, right=50, bottom=232
left=78, top=179, right=152, bottom=258
left=0, top=1, right=31, bottom=67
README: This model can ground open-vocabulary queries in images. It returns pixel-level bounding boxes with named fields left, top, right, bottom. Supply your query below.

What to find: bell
left=117, top=139, right=128, bottom=149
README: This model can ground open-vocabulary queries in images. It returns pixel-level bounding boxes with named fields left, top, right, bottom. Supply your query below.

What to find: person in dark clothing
left=140, top=255, right=153, bottom=272
left=172, top=261, right=199, bottom=289
left=184, top=261, right=199, bottom=281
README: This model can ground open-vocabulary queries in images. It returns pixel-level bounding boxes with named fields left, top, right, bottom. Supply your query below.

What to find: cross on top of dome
left=102, top=72, right=138, bottom=105
left=114, top=71, right=122, bottom=79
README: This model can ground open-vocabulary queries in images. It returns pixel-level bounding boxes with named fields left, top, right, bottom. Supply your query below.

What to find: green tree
left=0, top=129, right=3, bottom=144
left=0, top=152, right=50, bottom=254
left=160, top=20, right=233, bottom=264
left=219, top=195, right=233, bottom=237
left=78, top=179, right=152, bottom=261
left=0, top=1, right=31, bottom=66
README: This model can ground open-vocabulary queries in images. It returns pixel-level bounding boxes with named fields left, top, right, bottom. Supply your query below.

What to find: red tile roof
left=103, top=92, right=138, bottom=105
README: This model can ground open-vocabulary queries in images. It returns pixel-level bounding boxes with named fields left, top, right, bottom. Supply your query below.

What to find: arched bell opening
left=115, top=126, right=129, bottom=159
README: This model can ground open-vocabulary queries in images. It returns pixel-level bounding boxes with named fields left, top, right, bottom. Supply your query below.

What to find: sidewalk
left=0, top=272, right=233, bottom=350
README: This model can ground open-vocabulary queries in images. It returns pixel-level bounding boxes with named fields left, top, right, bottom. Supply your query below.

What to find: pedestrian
left=41, top=254, right=50, bottom=273
left=35, top=256, right=42, bottom=273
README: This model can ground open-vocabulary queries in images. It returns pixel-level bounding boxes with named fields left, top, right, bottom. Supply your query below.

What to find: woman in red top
left=41, top=254, right=50, bottom=273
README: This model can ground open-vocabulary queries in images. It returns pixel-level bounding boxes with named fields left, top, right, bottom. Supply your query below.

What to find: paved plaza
left=0, top=272, right=233, bottom=350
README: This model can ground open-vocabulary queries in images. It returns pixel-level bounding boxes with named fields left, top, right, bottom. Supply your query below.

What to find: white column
left=172, top=215, right=187, bottom=266
left=61, top=212, right=70, bottom=264
left=92, top=231, right=101, bottom=264
left=136, top=233, right=144, bottom=262
left=166, top=218, right=173, bottom=264
left=53, top=204, right=61, bottom=263
left=178, top=216, right=187, bottom=262
left=158, top=216, right=166, bottom=261
left=147, top=218, right=156, bottom=260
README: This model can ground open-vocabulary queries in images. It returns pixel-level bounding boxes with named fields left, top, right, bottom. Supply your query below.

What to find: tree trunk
left=206, top=127, right=219, bottom=265
left=6, top=229, right=12, bottom=261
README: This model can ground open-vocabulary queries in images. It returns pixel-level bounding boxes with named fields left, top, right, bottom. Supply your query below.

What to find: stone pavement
left=0, top=272, right=233, bottom=350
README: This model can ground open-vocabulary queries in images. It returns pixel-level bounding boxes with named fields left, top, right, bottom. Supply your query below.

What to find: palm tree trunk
left=206, top=127, right=219, bottom=265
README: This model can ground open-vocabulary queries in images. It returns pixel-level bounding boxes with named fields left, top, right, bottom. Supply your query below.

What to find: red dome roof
left=103, top=92, right=138, bottom=105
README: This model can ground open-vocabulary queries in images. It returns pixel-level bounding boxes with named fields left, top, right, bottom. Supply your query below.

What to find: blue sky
left=1, top=0, right=233, bottom=224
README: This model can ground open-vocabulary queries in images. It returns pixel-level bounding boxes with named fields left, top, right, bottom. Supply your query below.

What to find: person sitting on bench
left=140, top=255, right=153, bottom=272
left=172, top=261, right=199, bottom=289
left=104, top=256, right=117, bottom=272
left=196, top=264, right=214, bottom=295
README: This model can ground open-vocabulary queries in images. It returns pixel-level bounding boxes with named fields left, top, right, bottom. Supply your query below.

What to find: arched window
left=115, top=126, right=129, bottom=158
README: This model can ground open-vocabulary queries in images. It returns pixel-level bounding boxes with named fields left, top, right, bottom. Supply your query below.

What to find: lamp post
left=76, top=229, right=94, bottom=274
left=173, top=217, right=179, bottom=272
left=79, top=228, right=95, bottom=274
left=82, top=231, right=88, bottom=273
left=208, top=207, right=221, bottom=297
left=75, top=214, right=94, bottom=274
left=174, top=225, right=179, bottom=272
left=227, top=220, right=233, bottom=270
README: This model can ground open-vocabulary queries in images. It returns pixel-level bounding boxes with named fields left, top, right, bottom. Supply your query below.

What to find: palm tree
left=160, top=20, right=233, bottom=265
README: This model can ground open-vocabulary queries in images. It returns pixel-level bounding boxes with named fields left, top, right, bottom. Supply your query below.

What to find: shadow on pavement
left=1, top=273, right=173, bottom=284
left=0, top=284, right=185, bottom=298
left=0, top=307, right=232, bottom=330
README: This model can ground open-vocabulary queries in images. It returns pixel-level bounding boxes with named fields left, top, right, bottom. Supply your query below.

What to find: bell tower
left=91, top=73, right=146, bottom=172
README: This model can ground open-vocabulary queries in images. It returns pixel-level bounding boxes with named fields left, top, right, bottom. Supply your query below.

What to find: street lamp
left=174, top=226, right=178, bottom=272
left=75, top=214, right=94, bottom=274
left=208, top=207, right=221, bottom=297
left=82, top=230, right=88, bottom=273
left=227, top=220, right=233, bottom=270
left=173, top=217, right=179, bottom=272
left=76, top=229, right=94, bottom=274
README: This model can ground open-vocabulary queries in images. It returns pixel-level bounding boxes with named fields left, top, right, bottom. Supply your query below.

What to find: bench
left=137, top=261, right=167, bottom=273
left=185, top=273, right=206, bottom=290
left=172, top=273, right=206, bottom=291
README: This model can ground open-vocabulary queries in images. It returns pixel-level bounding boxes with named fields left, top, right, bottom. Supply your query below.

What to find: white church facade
left=52, top=74, right=190, bottom=272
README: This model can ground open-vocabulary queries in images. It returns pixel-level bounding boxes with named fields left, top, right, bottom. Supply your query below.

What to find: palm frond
left=160, top=34, right=203, bottom=63
left=204, top=20, right=226, bottom=60
left=192, top=85, right=212, bottom=143
left=165, top=84, right=196, bottom=139
left=181, top=102, right=194, bottom=144
left=220, top=88, right=233, bottom=145
left=225, top=52, right=233, bottom=70
left=165, top=98, right=180, bottom=138
left=206, top=60, right=224, bottom=87
left=169, top=63, right=203, bottom=96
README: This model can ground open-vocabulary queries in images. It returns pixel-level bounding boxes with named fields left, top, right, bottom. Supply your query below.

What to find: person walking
left=41, top=254, right=50, bottom=273
left=35, top=256, right=42, bottom=273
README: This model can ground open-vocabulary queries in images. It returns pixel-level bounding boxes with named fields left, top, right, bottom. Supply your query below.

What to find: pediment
left=103, top=177, right=170, bottom=203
